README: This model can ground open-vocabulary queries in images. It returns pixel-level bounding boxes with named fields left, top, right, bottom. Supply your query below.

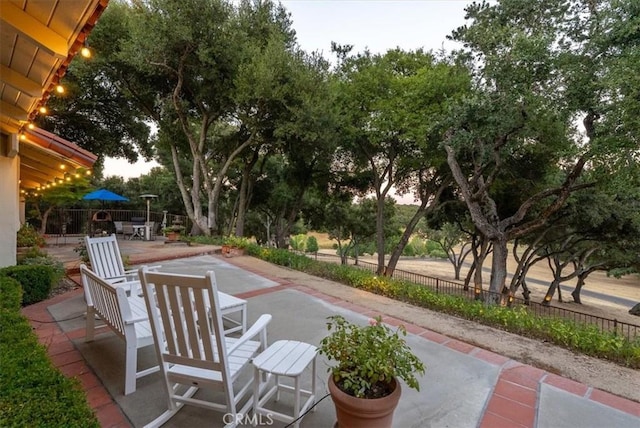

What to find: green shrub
left=0, top=279, right=98, bottom=426
left=73, top=238, right=90, bottom=263
left=0, top=265, right=54, bottom=306
left=16, top=223, right=45, bottom=248
left=0, top=276, right=22, bottom=311
left=223, top=235, right=250, bottom=249
left=18, top=254, right=65, bottom=286
left=425, top=240, right=447, bottom=258
left=290, top=234, right=307, bottom=252
left=306, top=236, right=319, bottom=253
left=409, top=236, right=428, bottom=257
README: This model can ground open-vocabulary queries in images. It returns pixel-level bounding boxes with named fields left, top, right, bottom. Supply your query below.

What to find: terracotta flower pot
left=328, top=375, right=401, bottom=428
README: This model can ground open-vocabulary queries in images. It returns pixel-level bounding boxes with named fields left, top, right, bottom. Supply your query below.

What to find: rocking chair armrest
left=124, top=265, right=161, bottom=278
left=227, top=314, right=272, bottom=355
left=124, top=315, right=148, bottom=324
left=123, top=269, right=137, bottom=278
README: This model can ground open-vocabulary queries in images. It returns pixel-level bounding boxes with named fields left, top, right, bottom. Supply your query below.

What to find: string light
left=27, top=123, right=35, bottom=129
left=56, top=84, right=65, bottom=94
left=81, top=40, right=91, bottom=58
left=39, top=106, right=48, bottom=114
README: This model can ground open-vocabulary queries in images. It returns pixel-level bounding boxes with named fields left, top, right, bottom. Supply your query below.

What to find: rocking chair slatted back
left=85, top=234, right=130, bottom=283
left=152, top=273, right=222, bottom=371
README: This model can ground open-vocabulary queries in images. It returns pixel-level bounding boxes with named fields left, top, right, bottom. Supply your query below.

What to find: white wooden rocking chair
left=84, top=234, right=144, bottom=290
left=139, top=268, right=271, bottom=428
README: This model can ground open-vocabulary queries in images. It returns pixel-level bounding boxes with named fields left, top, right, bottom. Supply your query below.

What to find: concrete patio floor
left=23, top=239, right=640, bottom=427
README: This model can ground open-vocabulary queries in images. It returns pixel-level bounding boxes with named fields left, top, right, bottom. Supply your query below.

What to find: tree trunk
left=471, top=237, right=489, bottom=299
left=376, top=196, right=386, bottom=275
left=571, top=278, right=584, bottom=304
left=542, top=279, right=560, bottom=306
left=521, top=280, right=531, bottom=305
left=39, top=206, right=54, bottom=235
left=487, top=235, right=508, bottom=304
left=463, top=264, right=474, bottom=291
left=453, top=262, right=462, bottom=281
left=386, top=204, right=427, bottom=277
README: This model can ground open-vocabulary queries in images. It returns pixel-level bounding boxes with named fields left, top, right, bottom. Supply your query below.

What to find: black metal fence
left=312, top=252, right=639, bottom=340
left=37, top=209, right=190, bottom=236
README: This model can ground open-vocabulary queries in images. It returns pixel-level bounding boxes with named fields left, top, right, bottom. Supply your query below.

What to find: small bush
left=0, top=265, right=54, bottom=306
left=425, top=240, right=447, bottom=258
left=402, top=242, right=416, bottom=256
left=18, top=254, right=65, bottom=286
left=16, top=223, right=45, bottom=248
left=306, top=236, right=319, bottom=253
left=0, top=276, right=22, bottom=311
left=223, top=235, right=250, bottom=249
left=290, top=234, right=307, bottom=252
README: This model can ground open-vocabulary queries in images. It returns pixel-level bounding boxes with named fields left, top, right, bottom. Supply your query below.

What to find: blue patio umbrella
left=83, top=189, right=129, bottom=215
left=82, top=189, right=129, bottom=202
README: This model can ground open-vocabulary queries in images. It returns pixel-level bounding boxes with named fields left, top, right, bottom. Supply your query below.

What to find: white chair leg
left=124, top=343, right=137, bottom=395
left=85, top=306, right=95, bottom=342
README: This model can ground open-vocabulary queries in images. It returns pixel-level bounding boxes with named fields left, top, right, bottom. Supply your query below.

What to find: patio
left=25, top=244, right=640, bottom=427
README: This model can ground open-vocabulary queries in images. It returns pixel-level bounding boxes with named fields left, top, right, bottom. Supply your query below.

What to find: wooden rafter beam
left=0, top=2, right=68, bottom=58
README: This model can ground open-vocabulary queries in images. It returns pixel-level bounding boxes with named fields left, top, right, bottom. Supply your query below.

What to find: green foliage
left=16, top=223, right=45, bottom=248
left=425, top=240, right=447, bottom=258
left=290, top=234, right=307, bottom=252
left=245, top=244, right=313, bottom=270
left=0, top=277, right=98, bottom=427
left=408, top=236, right=428, bottom=257
left=18, top=254, right=65, bottom=287
left=223, top=236, right=250, bottom=249
left=162, top=225, right=186, bottom=235
left=306, top=235, right=319, bottom=253
left=73, top=239, right=89, bottom=264
left=249, top=247, right=640, bottom=368
left=0, top=265, right=55, bottom=306
left=402, top=242, right=416, bottom=257
left=319, top=315, right=425, bottom=398
left=0, top=276, right=22, bottom=311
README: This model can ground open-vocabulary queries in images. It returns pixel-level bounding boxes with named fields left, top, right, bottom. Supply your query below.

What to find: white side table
left=253, top=340, right=317, bottom=428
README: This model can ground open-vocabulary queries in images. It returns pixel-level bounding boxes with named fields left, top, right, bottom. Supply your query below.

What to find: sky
left=103, top=0, right=476, bottom=180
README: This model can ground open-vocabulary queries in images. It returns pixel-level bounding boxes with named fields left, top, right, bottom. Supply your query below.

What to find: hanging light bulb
left=39, top=106, right=48, bottom=114
left=81, top=40, right=91, bottom=58
left=27, top=122, right=35, bottom=130
left=56, top=84, right=65, bottom=94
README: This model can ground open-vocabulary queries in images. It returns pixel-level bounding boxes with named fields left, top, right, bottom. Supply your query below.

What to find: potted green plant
left=319, top=315, right=426, bottom=428
left=221, top=236, right=249, bottom=257
left=163, top=225, right=185, bottom=241
left=17, top=223, right=46, bottom=256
